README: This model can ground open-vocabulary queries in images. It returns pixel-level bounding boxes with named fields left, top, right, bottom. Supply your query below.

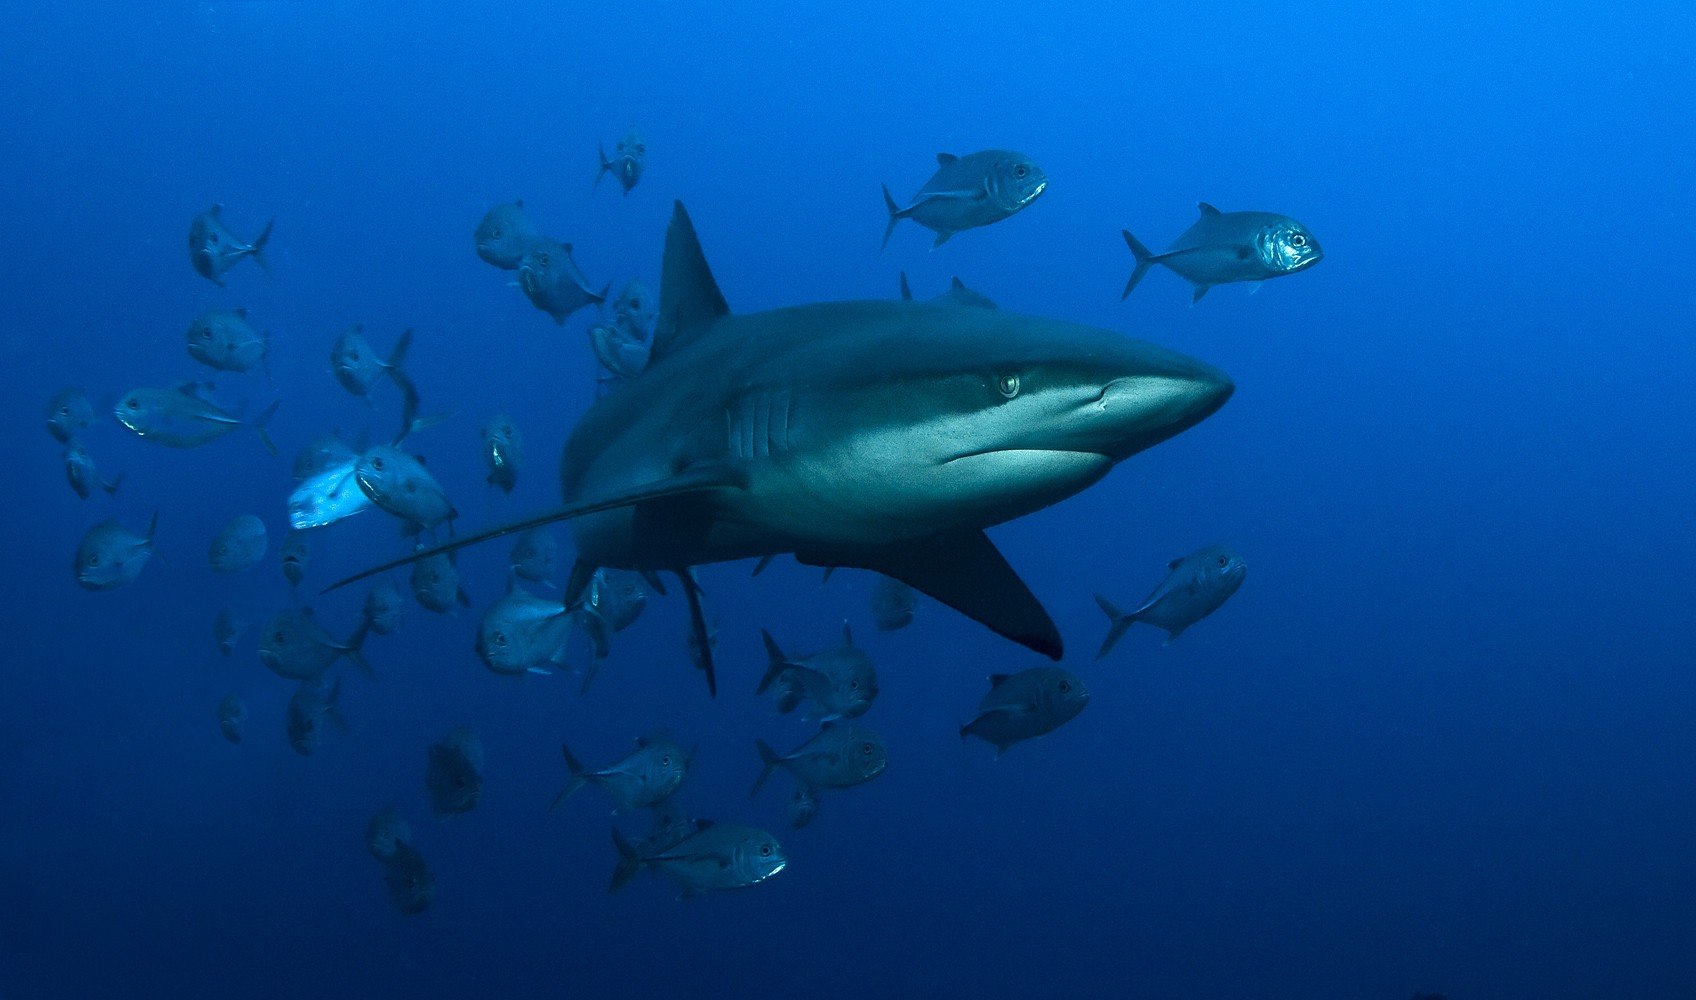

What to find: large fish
left=553, top=732, right=690, bottom=813
left=73, top=513, right=157, bottom=590
left=115, top=384, right=279, bottom=456
left=756, top=625, right=878, bottom=721
left=1094, top=544, right=1246, bottom=655
left=1120, top=203, right=1322, bottom=303
left=327, top=203, right=1233, bottom=697
left=474, top=199, right=542, bottom=270
left=188, top=204, right=272, bottom=285
left=285, top=675, right=344, bottom=756
left=609, top=820, right=785, bottom=897
left=208, top=514, right=267, bottom=573
left=474, top=577, right=573, bottom=676
left=517, top=240, right=609, bottom=325
left=750, top=722, right=888, bottom=797
left=62, top=439, right=123, bottom=499
left=186, top=308, right=269, bottom=376
left=595, top=128, right=646, bottom=196
left=258, top=608, right=371, bottom=681
left=881, top=150, right=1047, bottom=249
left=481, top=415, right=523, bottom=494
left=46, top=388, right=95, bottom=443
left=425, top=727, right=484, bottom=816
left=354, top=445, right=456, bottom=535
left=959, top=668, right=1089, bottom=757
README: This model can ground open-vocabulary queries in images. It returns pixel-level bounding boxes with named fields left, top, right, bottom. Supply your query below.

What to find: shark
left=326, top=202, right=1234, bottom=694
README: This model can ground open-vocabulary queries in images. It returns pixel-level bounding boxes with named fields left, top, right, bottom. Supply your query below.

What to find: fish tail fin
left=250, top=218, right=274, bottom=272
left=594, top=143, right=611, bottom=188
left=252, top=400, right=281, bottom=457
left=103, top=471, right=125, bottom=496
left=608, top=827, right=641, bottom=892
left=550, top=744, right=588, bottom=810
left=577, top=609, right=611, bottom=661
left=145, top=510, right=160, bottom=548
left=1120, top=230, right=1154, bottom=299
left=343, top=618, right=377, bottom=680
left=755, top=629, right=789, bottom=695
left=1093, top=593, right=1136, bottom=659
left=387, top=328, right=414, bottom=378
left=880, top=184, right=902, bottom=250
left=958, top=722, right=970, bottom=742
left=577, top=657, right=599, bottom=696
left=750, top=739, right=781, bottom=798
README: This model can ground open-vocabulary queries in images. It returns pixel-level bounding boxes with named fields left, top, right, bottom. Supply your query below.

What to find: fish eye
left=1290, top=234, right=1307, bottom=247
left=759, top=844, right=772, bottom=856
left=349, top=350, right=360, bottom=360
left=491, top=227, right=501, bottom=238
left=272, top=632, right=284, bottom=643
left=370, top=457, right=384, bottom=470
left=1058, top=680, right=1071, bottom=693
left=538, top=253, right=551, bottom=267
left=996, top=374, right=1020, bottom=399
left=1014, top=165, right=1028, bottom=178
left=861, top=742, right=873, bottom=755
left=87, top=554, right=100, bottom=566
left=126, top=399, right=140, bottom=410
left=1218, top=556, right=1229, bottom=567
left=660, top=755, right=671, bottom=766
left=849, top=679, right=859, bottom=690
left=58, top=405, right=69, bottom=415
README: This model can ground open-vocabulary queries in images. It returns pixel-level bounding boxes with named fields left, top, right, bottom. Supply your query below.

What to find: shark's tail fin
left=550, top=744, right=588, bottom=810
left=750, top=739, right=781, bottom=798
left=880, top=184, right=902, bottom=251
left=1093, top=593, right=1137, bottom=659
left=608, top=826, right=642, bottom=892
left=252, top=400, right=281, bottom=457
left=1120, top=230, right=1155, bottom=300
left=755, top=629, right=790, bottom=695
left=250, top=218, right=274, bottom=273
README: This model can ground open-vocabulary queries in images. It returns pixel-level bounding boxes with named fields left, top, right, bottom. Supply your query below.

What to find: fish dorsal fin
left=1168, top=557, right=1183, bottom=570
left=694, top=818, right=715, bottom=832
left=988, top=673, right=1010, bottom=688
left=842, top=622, right=853, bottom=648
left=1198, top=202, right=1222, bottom=217
left=515, top=198, right=524, bottom=208
left=936, top=152, right=958, bottom=166
left=651, top=202, right=730, bottom=366
left=950, top=276, right=966, bottom=290
left=898, top=271, right=913, bottom=300
left=634, top=735, right=649, bottom=747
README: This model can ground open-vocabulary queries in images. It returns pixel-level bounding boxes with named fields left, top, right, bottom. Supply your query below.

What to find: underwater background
left=3, top=1, right=1694, bottom=997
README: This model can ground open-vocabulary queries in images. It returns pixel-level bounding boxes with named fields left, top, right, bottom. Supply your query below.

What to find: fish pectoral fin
left=322, top=464, right=745, bottom=595
left=796, top=529, right=1062, bottom=660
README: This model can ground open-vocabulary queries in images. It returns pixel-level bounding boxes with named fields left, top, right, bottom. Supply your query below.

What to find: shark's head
left=816, top=306, right=1234, bottom=532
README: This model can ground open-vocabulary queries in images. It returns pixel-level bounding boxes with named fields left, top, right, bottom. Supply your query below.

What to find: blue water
left=4, top=2, right=1693, bottom=997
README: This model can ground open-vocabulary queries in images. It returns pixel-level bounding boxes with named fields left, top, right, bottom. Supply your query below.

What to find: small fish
left=279, top=529, right=310, bottom=587
left=787, top=783, right=820, bottom=830
left=509, top=527, right=557, bottom=585
left=185, top=308, right=269, bottom=376
left=362, top=579, right=406, bottom=635
left=751, top=722, right=888, bottom=797
left=258, top=607, right=371, bottom=682
left=410, top=549, right=471, bottom=614
left=870, top=575, right=916, bottom=631
left=208, top=513, right=267, bottom=573
left=216, top=694, right=247, bottom=745
left=355, top=446, right=456, bottom=534
left=587, top=321, right=650, bottom=381
left=481, top=415, right=523, bottom=494
left=214, top=608, right=246, bottom=655
left=475, top=578, right=572, bottom=676
left=609, top=820, right=785, bottom=897
left=331, top=325, right=413, bottom=401
left=115, top=385, right=279, bottom=455
left=473, top=199, right=542, bottom=270
left=756, top=624, right=879, bottom=721
left=595, top=128, right=646, bottom=196
left=188, top=204, right=272, bottom=285
left=425, top=727, right=484, bottom=816
left=287, top=455, right=371, bottom=530
left=584, top=568, right=648, bottom=634
left=286, top=675, right=344, bottom=756
left=382, top=842, right=436, bottom=914
left=517, top=241, right=608, bottom=325
left=366, top=806, right=413, bottom=862
left=897, top=271, right=998, bottom=310
left=554, top=732, right=690, bottom=813
left=62, top=439, right=123, bottom=499
left=1094, top=545, right=1247, bottom=656
left=959, top=668, right=1090, bottom=757
left=632, top=799, right=696, bottom=858
left=73, top=513, right=157, bottom=590
left=611, top=279, right=656, bottom=339
left=1121, top=204, right=1322, bottom=303
left=881, top=150, right=1047, bottom=249
left=46, top=388, right=95, bottom=443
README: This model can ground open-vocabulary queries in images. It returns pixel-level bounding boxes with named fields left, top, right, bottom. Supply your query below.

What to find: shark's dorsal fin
left=797, top=529, right=1061, bottom=660
left=651, top=202, right=729, bottom=366
left=898, top=271, right=913, bottom=300
left=936, top=152, right=958, bottom=166
left=1198, top=202, right=1221, bottom=217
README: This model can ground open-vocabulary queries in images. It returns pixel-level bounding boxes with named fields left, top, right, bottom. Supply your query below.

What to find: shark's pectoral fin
left=322, top=465, right=744, bottom=595
left=796, top=530, right=1061, bottom=659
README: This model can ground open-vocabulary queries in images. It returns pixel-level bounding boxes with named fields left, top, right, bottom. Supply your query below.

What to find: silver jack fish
left=1121, top=204, right=1322, bottom=303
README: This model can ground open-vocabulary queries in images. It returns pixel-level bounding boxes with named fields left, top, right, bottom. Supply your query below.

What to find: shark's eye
left=997, top=374, right=1020, bottom=399
left=1290, top=234, right=1307, bottom=247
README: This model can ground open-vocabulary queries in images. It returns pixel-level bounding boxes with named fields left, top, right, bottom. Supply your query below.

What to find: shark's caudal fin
left=1121, top=230, right=1155, bottom=300
left=319, top=464, right=744, bottom=596
left=1092, top=593, right=1137, bottom=659
left=797, top=529, right=1062, bottom=660
left=650, top=202, right=729, bottom=366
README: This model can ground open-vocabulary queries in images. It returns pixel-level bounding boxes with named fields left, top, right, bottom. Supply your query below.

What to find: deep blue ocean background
left=3, top=2, right=1693, bottom=997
